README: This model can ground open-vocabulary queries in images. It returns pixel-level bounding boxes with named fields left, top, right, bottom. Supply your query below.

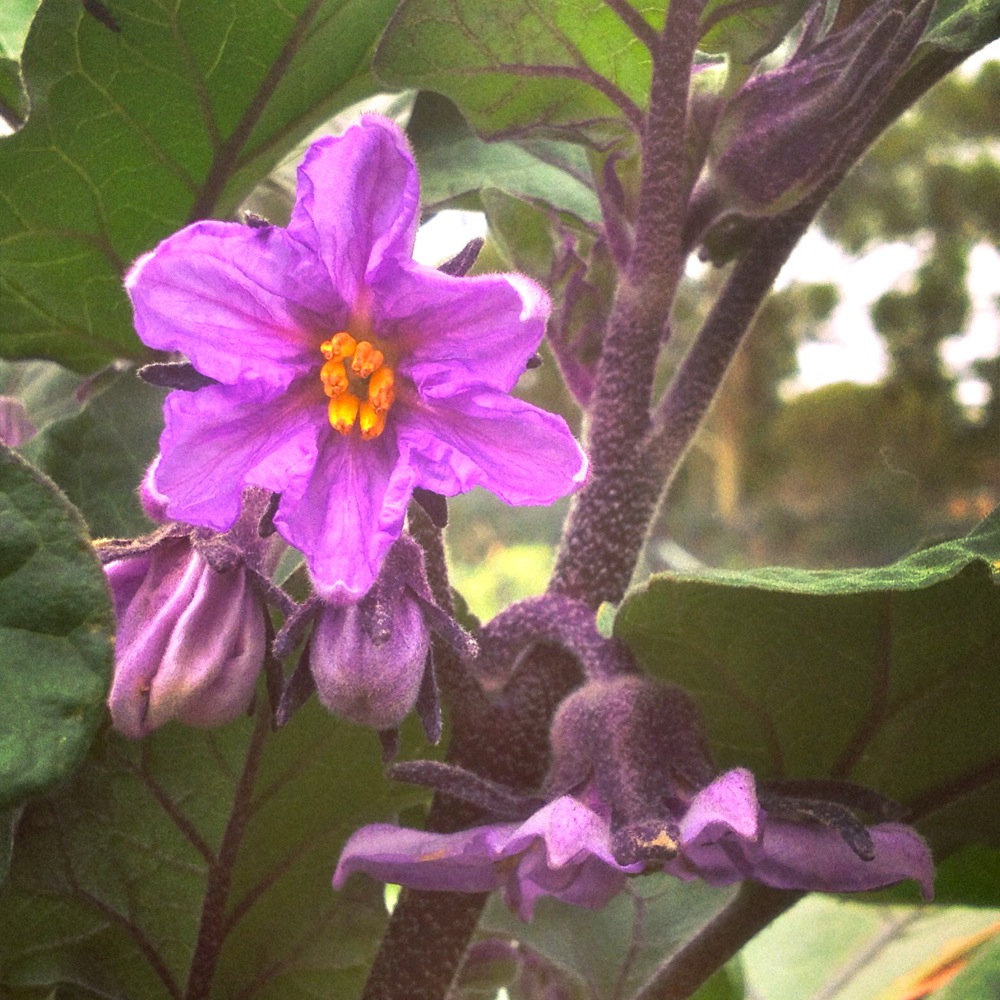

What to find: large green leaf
left=0, top=701, right=430, bottom=999
left=741, top=895, right=1000, bottom=1000
left=614, top=510, right=1000, bottom=872
left=926, top=0, right=1000, bottom=52
left=22, top=368, right=165, bottom=538
left=0, top=445, right=112, bottom=811
left=0, top=0, right=396, bottom=373
left=374, top=0, right=661, bottom=144
left=480, top=875, right=738, bottom=1000
left=700, top=0, right=811, bottom=63
left=408, top=90, right=601, bottom=221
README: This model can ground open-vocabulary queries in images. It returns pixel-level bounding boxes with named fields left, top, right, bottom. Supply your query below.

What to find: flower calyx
left=275, top=535, right=476, bottom=746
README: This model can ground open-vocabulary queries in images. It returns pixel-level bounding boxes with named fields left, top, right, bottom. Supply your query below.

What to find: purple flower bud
left=310, top=579, right=430, bottom=730
left=0, top=396, right=37, bottom=448
left=700, top=0, right=933, bottom=220
left=106, top=536, right=266, bottom=738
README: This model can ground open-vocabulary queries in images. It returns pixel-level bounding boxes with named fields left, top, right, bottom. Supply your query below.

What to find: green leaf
left=0, top=445, right=112, bottom=809
left=741, top=895, right=1000, bottom=1000
left=481, top=874, right=737, bottom=999
left=0, top=0, right=397, bottom=372
left=926, top=0, right=1000, bottom=52
left=22, top=368, right=165, bottom=538
left=0, top=0, right=40, bottom=60
left=0, top=700, right=431, bottom=999
left=700, top=0, right=811, bottom=63
left=614, top=510, right=1000, bottom=870
left=375, top=0, right=660, bottom=144
left=408, top=91, right=601, bottom=222
left=934, top=931, right=1000, bottom=999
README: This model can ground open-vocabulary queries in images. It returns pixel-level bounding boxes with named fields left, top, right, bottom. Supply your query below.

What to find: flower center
left=319, top=332, right=396, bottom=440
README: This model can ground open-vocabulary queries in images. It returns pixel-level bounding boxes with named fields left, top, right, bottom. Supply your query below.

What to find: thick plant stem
left=635, top=883, right=803, bottom=1000
left=647, top=200, right=819, bottom=485
left=551, top=0, right=706, bottom=608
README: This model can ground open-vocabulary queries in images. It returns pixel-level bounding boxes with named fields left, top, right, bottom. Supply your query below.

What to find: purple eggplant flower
left=125, top=115, right=587, bottom=602
left=333, top=768, right=933, bottom=921
left=334, top=792, right=641, bottom=921
left=105, top=536, right=267, bottom=738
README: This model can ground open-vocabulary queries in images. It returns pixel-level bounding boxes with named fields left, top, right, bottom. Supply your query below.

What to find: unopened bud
left=310, top=582, right=430, bottom=730
left=107, top=537, right=266, bottom=738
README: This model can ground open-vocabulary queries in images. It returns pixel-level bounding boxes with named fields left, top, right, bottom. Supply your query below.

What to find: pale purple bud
left=0, top=396, right=37, bottom=448
left=310, top=583, right=430, bottom=730
left=107, top=537, right=266, bottom=738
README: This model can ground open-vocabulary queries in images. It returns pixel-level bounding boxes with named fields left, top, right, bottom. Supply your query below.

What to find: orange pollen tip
left=320, top=331, right=357, bottom=361
left=358, top=401, right=387, bottom=440
left=368, top=366, right=396, bottom=413
left=328, top=393, right=360, bottom=434
left=352, top=341, right=384, bottom=378
left=320, top=359, right=349, bottom=397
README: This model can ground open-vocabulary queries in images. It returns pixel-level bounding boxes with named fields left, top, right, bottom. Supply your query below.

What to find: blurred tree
left=657, top=60, right=1000, bottom=570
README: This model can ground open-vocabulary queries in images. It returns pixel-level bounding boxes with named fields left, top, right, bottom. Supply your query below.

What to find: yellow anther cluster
left=318, top=331, right=396, bottom=440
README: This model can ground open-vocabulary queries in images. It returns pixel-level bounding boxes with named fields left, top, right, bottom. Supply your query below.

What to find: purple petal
left=274, top=427, right=412, bottom=602
left=504, top=841, right=631, bottom=921
left=370, top=258, right=550, bottom=395
left=669, top=815, right=934, bottom=900
left=501, top=796, right=625, bottom=869
left=126, top=221, right=340, bottom=386
left=397, top=389, right=588, bottom=506
left=288, top=116, right=420, bottom=311
left=155, top=379, right=323, bottom=531
left=333, top=822, right=509, bottom=893
left=740, top=820, right=934, bottom=899
left=680, top=768, right=761, bottom=846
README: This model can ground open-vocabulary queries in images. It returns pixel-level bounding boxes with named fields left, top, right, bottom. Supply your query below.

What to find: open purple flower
left=126, top=115, right=587, bottom=601
left=333, top=767, right=933, bottom=921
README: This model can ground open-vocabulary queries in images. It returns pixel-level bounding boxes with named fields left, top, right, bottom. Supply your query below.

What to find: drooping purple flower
left=125, top=115, right=587, bottom=602
left=104, top=534, right=267, bottom=738
left=334, top=791, right=641, bottom=921
left=333, top=767, right=933, bottom=921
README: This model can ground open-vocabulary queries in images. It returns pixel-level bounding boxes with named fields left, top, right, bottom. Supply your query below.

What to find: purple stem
left=551, top=0, right=708, bottom=608
left=634, top=883, right=804, bottom=1000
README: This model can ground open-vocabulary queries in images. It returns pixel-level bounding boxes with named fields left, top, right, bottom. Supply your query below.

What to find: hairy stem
left=635, top=883, right=803, bottom=1000
left=551, top=0, right=707, bottom=607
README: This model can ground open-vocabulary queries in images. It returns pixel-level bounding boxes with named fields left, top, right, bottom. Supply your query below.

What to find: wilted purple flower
left=126, top=115, right=587, bottom=602
left=335, top=790, right=641, bottom=921
left=105, top=535, right=267, bottom=738
left=333, top=767, right=933, bottom=921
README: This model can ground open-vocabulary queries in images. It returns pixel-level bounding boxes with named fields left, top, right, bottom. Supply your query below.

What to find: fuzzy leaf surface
left=0, top=0, right=395, bottom=372
left=0, top=702, right=429, bottom=999
left=614, top=510, right=1000, bottom=879
left=0, top=445, right=112, bottom=810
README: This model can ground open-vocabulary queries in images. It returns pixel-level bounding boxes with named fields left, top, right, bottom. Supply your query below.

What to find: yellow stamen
left=352, top=341, right=384, bottom=377
left=368, top=366, right=396, bottom=413
left=320, top=331, right=357, bottom=361
left=320, top=359, right=349, bottom=397
left=329, top=393, right=360, bottom=435
left=358, top=400, right=387, bottom=440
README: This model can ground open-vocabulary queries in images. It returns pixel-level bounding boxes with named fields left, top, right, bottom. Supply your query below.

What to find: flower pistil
left=319, top=331, right=397, bottom=439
